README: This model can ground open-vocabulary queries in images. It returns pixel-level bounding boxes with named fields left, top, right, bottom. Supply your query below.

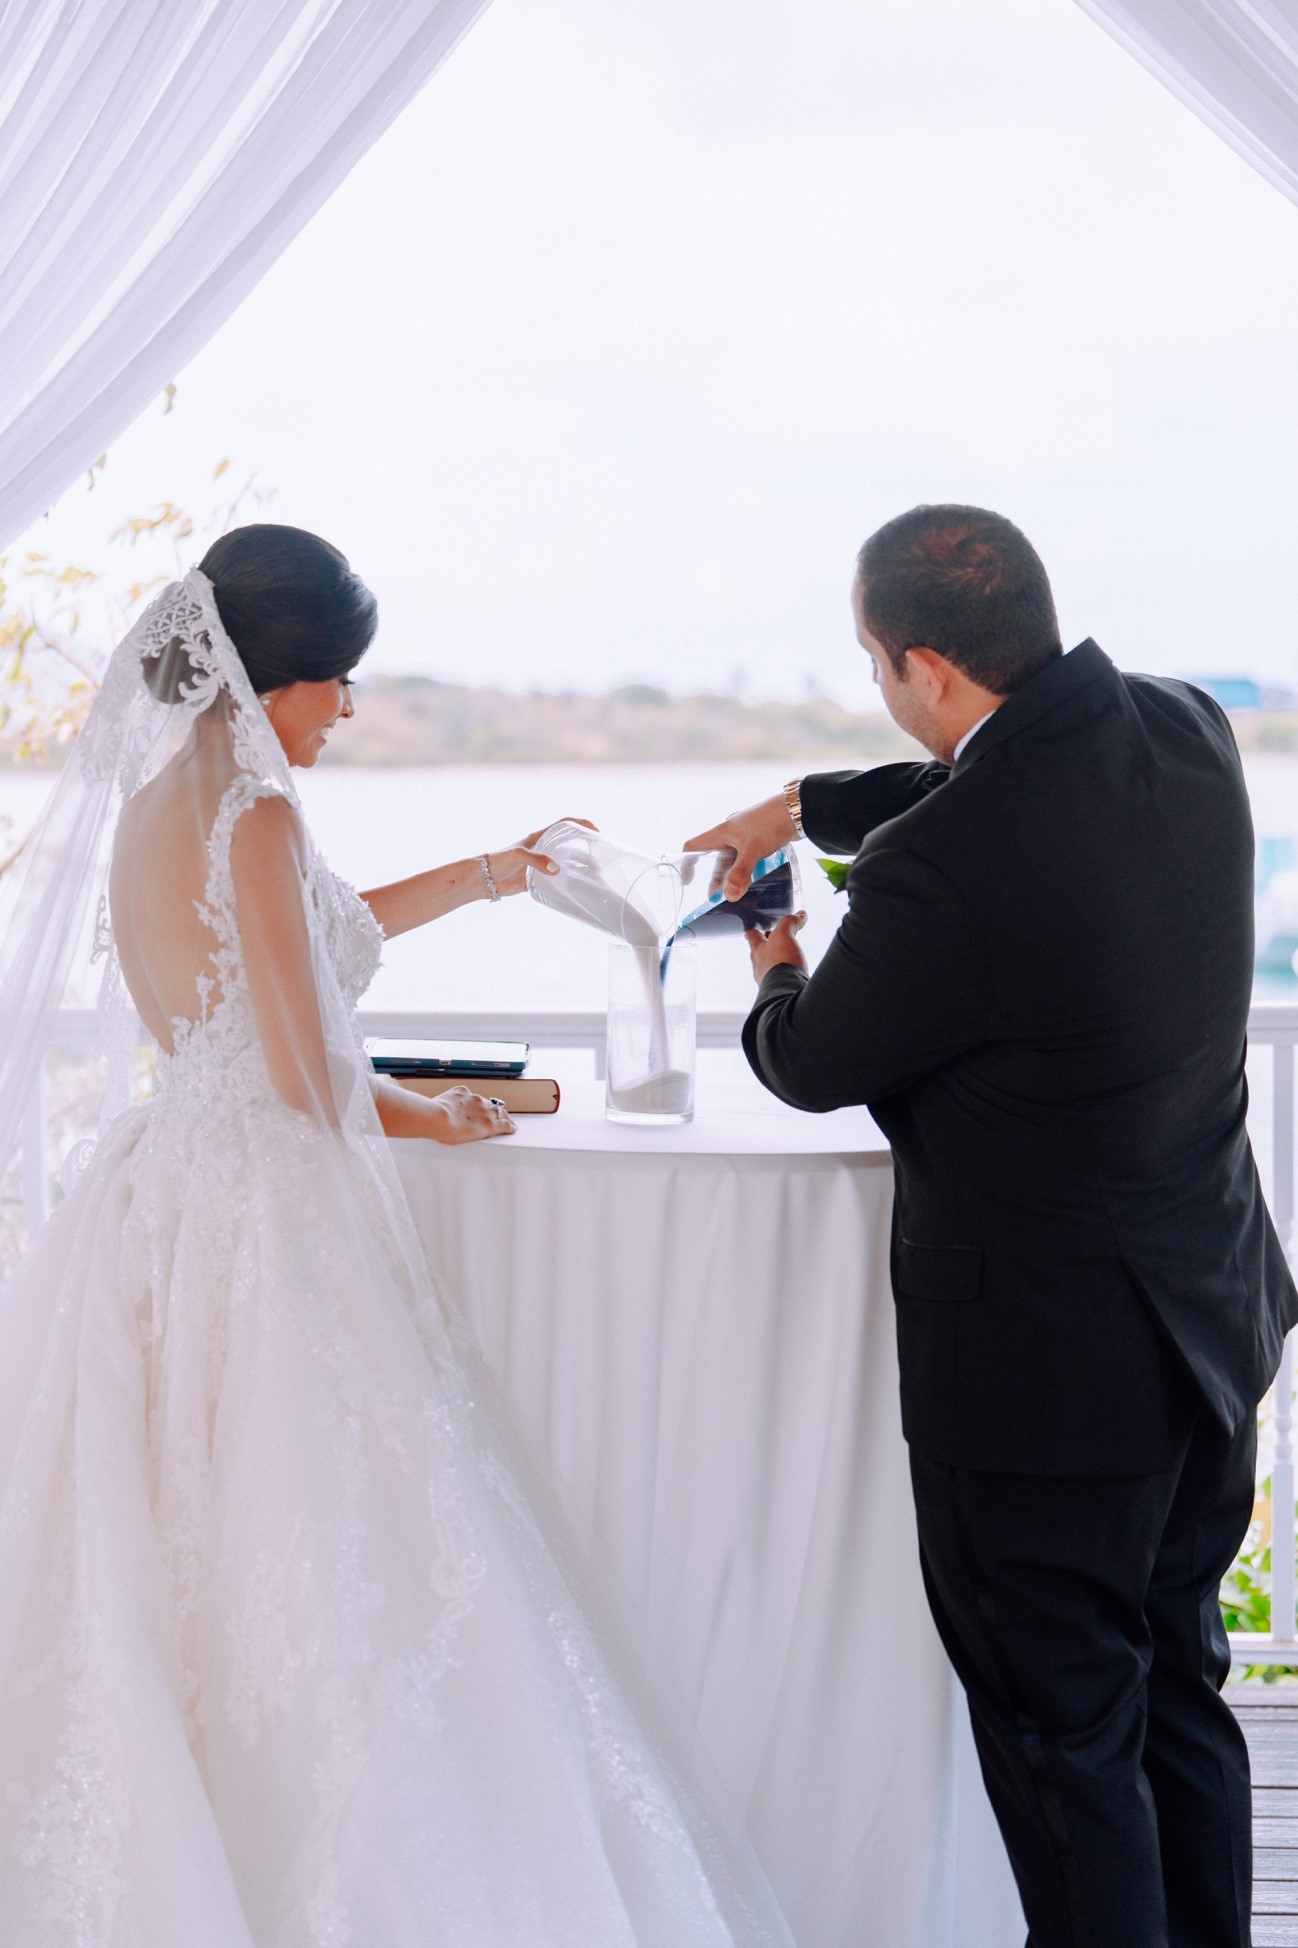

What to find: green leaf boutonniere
left=817, top=859, right=849, bottom=894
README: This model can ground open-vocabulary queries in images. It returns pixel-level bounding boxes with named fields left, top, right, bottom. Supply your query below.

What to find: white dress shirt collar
left=953, top=707, right=998, bottom=765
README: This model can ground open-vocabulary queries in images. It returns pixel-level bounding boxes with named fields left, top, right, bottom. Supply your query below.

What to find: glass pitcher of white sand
left=528, top=821, right=799, bottom=1125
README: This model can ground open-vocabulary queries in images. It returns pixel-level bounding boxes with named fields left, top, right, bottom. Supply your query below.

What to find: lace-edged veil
left=0, top=566, right=320, bottom=1211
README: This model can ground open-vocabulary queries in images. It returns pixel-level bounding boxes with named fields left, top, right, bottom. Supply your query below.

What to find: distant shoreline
left=312, top=676, right=917, bottom=767
left=3, top=676, right=1295, bottom=769
left=317, top=682, right=1298, bottom=764
left=1228, top=713, right=1298, bottom=755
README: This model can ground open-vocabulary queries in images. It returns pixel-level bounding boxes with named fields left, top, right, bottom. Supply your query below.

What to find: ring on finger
left=488, top=1096, right=506, bottom=1113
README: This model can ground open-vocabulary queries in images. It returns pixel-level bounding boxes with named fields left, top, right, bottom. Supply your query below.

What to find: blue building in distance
left=1194, top=676, right=1263, bottom=710
left=1187, top=676, right=1296, bottom=711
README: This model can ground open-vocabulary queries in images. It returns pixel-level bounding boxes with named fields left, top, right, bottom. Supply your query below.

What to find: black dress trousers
left=909, top=1410, right=1257, bottom=1948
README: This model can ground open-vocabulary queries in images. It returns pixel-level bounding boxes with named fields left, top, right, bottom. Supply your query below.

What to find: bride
left=0, top=525, right=789, bottom=1946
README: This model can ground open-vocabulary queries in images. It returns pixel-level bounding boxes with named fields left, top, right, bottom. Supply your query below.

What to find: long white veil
left=0, top=567, right=794, bottom=1945
left=0, top=569, right=256, bottom=1212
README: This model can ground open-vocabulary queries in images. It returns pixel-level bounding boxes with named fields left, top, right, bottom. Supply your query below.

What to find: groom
left=688, top=504, right=1297, bottom=1947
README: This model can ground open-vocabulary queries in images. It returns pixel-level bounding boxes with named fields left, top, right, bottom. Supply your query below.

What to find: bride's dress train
left=0, top=579, right=786, bottom=1946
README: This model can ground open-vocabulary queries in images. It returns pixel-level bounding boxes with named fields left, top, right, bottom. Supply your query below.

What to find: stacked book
left=365, top=1039, right=560, bottom=1115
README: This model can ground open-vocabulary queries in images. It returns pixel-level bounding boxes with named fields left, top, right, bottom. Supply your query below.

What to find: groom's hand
left=684, top=791, right=799, bottom=902
left=746, top=910, right=808, bottom=983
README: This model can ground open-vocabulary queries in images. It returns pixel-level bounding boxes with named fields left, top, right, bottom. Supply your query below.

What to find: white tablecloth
left=393, top=1051, right=1024, bottom=1948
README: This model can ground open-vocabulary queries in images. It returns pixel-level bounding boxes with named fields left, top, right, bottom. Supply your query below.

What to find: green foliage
left=817, top=858, right=850, bottom=894
left=611, top=682, right=671, bottom=708
left=0, top=435, right=272, bottom=823
left=1221, top=1539, right=1271, bottom=1635
left=1221, top=1474, right=1298, bottom=1683
left=0, top=553, right=107, bottom=769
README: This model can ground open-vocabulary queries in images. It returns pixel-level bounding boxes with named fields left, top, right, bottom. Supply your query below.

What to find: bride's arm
left=358, top=855, right=508, bottom=939
left=359, top=822, right=587, bottom=939
left=231, top=795, right=341, bottom=1125
left=371, top=1076, right=515, bottom=1142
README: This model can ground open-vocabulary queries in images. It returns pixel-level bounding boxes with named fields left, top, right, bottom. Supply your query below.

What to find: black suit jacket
left=744, top=640, right=1297, bottom=1473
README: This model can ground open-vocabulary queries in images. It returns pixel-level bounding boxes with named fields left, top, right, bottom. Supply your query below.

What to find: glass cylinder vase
left=605, top=934, right=696, bottom=1125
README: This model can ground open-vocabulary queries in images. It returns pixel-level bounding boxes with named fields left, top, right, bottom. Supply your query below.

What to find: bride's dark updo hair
left=144, top=523, right=378, bottom=703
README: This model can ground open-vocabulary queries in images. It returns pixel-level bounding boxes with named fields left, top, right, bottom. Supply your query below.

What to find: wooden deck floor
left=1227, top=1684, right=1298, bottom=1946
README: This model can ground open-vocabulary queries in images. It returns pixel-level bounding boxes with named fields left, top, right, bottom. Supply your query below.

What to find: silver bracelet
left=479, top=853, right=501, bottom=902
left=783, top=778, right=805, bottom=839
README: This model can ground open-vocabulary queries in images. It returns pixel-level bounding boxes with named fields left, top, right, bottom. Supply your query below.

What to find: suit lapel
left=952, top=640, right=1114, bottom=775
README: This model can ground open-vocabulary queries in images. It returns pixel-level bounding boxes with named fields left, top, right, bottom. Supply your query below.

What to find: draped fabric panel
left=0, top=0, right=491, bottom=548
left=1075, top=0, right=1298, bottom=206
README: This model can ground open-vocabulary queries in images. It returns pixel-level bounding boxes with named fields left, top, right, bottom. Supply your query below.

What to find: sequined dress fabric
left=0, top=785, right=772, bottom=1947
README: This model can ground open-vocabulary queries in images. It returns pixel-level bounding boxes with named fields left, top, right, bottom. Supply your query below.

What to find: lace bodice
left=307, top=850, right=384, bottom=1010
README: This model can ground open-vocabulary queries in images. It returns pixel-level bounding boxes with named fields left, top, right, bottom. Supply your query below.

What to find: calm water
left=3, top=756, right=1297, bottom=1015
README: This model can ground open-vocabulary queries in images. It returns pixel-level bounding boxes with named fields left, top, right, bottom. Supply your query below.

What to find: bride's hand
left=485, top=819, right=598, bottom=898
left=428, top=1087, right=517, bottom=1143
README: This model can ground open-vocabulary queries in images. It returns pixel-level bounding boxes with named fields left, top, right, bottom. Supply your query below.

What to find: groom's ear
left=900, top=646, right=950, bottom=701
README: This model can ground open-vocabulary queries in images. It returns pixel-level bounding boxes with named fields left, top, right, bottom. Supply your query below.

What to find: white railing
left=358, top=1008, right=751, bottom=1060
left=1233, top=1001, right=1298, bottom=1664
left=12, top=999, right=1298, bottom=1662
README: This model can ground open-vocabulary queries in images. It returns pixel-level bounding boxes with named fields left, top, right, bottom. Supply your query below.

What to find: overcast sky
left=17, top=0, right=1298, bottom=705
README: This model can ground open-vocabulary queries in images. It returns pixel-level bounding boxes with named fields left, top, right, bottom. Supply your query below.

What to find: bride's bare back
left=109, top=738, right=233, bottom=1053
left=110, top=707, right=338, bottom=1121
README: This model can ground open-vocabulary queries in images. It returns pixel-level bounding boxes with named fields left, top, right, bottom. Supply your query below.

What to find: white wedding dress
left=0, top=572, right=788, bottom=1948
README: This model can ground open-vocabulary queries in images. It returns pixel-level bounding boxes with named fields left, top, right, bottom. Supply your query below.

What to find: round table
left=392, top=1050, right=1022, bottom=1948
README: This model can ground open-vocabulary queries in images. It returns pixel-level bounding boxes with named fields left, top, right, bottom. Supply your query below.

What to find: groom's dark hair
left=857, top=505, right=1062, bottom=696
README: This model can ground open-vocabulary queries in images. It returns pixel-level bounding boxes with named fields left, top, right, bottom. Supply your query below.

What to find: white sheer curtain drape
left=0, top=0, right=491, bottom=548
left=1075, top=1, right=1298, bottom=205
